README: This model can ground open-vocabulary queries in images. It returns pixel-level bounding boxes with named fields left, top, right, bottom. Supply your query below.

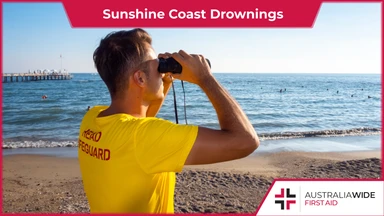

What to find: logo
left=275, top=188, right=296, bottom=210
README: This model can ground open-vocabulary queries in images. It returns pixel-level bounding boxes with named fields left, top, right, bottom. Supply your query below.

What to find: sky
left=2, top=2, right=381, bottom=74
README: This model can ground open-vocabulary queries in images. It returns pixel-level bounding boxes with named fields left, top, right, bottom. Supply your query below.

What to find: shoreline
left=2, top=134, right=381, bottom=157
left=2, top=150, right=382, bottom=213
left=2, top=127, right=381, bottom=149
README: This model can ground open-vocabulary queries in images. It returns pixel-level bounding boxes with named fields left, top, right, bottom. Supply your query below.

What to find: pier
left=3, top=72, right=72, bottom=83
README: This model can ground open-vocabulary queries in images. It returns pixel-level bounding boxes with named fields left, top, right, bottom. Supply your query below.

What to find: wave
left=258, top=127, right=381, bottom=141
left=74, top=79, right=101, bottom=83
left=2, top=127, right=381, bottom=149
left=3, top=140, right=77, bottom=149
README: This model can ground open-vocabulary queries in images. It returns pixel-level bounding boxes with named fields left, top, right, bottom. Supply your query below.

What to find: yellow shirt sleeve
left=134, top=117, right=198, bottom=174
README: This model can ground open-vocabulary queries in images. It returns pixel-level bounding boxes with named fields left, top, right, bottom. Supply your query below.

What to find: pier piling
left=3, top=72, right=73, bottom=83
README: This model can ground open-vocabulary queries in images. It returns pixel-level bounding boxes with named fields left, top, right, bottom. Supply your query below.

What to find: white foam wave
left=3, top=140, right=77, bottom=149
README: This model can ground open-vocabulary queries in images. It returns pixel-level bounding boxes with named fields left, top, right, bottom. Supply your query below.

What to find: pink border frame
left=0, top=0, right=382, bottom=215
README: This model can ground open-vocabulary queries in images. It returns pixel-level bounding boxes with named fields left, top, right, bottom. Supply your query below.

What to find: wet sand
left=2, top=150, right=382, bottom=213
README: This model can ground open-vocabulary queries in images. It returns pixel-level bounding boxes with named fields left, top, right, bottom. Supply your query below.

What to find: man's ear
left=132, top=70, right=147, bottom=87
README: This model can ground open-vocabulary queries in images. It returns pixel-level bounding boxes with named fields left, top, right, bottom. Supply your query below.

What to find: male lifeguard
left=78, top=28, right=259, bottom=213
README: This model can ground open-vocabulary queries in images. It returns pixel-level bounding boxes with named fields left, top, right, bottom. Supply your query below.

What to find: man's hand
left=162, top=73, right=174, bottom=84
left=170, top=50, right=212, bottom=86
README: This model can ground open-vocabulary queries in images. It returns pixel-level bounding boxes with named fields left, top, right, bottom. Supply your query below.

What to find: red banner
left=61, top=0, right=323, bottom=28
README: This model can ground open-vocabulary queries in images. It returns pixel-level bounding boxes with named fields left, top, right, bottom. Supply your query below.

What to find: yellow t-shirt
left=77, top=105, right=198, bottom=213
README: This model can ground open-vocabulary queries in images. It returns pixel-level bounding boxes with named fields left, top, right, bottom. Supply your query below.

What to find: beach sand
left=2, top=150, right=382, bottom=213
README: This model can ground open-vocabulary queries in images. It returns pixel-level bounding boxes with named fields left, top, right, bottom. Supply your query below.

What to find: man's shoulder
left=135, top=116, right=176, bottom=128
left=80, top=105, right=108, bottom=123
left=88, top=105, right=108, bottom=114
left=80, top=107, right=172, bottom=130
left=138, top=116, right=171, bottom=123
left=136, top=116, right=198, bottom=135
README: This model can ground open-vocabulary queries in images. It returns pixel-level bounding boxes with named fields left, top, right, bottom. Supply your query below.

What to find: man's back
left=81, top=29, right=258, bottom=213
left=78, top=106, right=198, bottom=213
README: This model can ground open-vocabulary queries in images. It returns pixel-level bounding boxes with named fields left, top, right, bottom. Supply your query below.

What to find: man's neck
left=98, top=94, right=149, bottom=118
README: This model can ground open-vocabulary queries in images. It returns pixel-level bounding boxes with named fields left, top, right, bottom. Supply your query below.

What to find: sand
left=2, top=150, right=382, bottom=214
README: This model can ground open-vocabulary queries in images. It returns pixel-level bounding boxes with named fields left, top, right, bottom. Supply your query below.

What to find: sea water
left=2, top=73, right=381, bottom=153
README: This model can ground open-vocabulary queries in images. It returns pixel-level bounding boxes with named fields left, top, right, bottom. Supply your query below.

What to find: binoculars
left=158, top=57, right=211, bottom=74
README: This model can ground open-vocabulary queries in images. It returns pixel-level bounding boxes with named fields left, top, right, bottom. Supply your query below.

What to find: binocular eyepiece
left=158, top=57, right=211, bottom=74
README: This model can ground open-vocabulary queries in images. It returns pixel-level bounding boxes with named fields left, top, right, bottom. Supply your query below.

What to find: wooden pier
left=2, top=73, right=73, bottom=83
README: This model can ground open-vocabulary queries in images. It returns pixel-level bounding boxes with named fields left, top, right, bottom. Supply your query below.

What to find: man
left=78, top=28, right=259, bottom=214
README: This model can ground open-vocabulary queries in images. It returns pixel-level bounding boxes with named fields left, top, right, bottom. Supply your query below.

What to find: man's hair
left=93, top=28, right=152, bottom=97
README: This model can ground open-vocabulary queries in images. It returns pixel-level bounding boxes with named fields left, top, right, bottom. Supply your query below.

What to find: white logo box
left=256, top=180, right=384, bottom=216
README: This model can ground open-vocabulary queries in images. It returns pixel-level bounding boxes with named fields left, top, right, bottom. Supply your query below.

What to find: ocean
left=2, top=73, right=382, bottom=154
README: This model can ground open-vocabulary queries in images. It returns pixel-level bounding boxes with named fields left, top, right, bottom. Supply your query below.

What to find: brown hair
left=93, top=28, right=152, bottom=98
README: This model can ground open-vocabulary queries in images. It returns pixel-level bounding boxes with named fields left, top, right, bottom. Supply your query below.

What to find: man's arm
left=171, top=50, right=260, bottom=165
left=186, top=76, right=258, bottom=164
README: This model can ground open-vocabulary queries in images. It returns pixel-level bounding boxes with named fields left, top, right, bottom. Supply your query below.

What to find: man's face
left=142, top=47, right=165, bottom=102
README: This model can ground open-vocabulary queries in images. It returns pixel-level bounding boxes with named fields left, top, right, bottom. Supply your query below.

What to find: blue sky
left=2, top=2, right=381, bottom=73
